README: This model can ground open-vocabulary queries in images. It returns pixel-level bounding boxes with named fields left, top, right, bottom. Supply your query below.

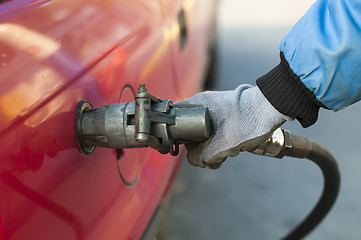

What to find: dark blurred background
left=167, top=0, right=361, bottom=239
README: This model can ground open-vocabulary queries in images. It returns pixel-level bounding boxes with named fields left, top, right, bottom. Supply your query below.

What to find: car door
left=0, top=0, right=181, bottom=239
left=158, top=0, right=218, bottom=99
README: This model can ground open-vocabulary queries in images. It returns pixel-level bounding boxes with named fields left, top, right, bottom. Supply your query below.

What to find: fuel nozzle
left=76, top=84, right=213, bottom=156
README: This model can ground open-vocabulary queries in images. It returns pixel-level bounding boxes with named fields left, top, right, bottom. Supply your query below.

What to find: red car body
left=0, top=0, right=217, bottom=239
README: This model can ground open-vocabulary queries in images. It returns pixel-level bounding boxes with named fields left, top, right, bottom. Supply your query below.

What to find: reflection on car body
left=0, top=0, right=218, bottom=239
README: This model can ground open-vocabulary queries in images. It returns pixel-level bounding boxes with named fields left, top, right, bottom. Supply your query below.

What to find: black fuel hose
left=280, top=134, right=340, bottom=240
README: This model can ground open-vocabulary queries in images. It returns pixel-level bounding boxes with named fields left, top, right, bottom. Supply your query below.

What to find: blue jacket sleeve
left=257, top=0, right=361, bottom=127
left=281, top=0, right=361, bottom=111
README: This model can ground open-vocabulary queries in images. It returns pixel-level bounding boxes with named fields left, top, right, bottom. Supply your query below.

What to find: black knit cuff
left=256, top=52, right=327, bottom=128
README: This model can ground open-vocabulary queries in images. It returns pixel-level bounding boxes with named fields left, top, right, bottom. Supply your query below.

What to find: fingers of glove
left=204, top=124, right=283, bottom=167
left=185, top=124, right=275, bottom=169
left=184, top=142, right=202, bottom=167
left=185, top=138, right=212, bottom=168
left=184, top=111, right=217, bottom=167
left=208, top=161, right=224, bottom=170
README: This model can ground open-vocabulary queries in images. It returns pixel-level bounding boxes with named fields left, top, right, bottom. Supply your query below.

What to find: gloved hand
left=176, top=85, right=293, bottom=169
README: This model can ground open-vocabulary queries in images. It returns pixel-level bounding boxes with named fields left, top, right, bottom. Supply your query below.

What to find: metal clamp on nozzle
left=252, top=128, right=313, bottom=159
left=251, top=128, right=287, bottom=158
left=76, top=84, right=213, bottom=156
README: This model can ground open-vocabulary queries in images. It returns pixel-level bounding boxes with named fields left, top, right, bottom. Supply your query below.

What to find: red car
left=0, top=0, right=218, bottom=239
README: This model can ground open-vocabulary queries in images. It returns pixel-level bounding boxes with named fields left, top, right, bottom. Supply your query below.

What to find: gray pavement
left=167, top=1, right=361, bottom=239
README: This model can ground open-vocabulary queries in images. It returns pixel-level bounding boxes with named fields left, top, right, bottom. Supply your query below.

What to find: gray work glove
left=176, top=85, right=293, bottom=169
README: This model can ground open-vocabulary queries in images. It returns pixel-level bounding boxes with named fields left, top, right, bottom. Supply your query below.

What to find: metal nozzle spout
left=76, top=84, right=213, bottom=156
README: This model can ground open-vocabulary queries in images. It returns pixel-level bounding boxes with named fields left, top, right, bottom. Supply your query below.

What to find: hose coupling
left=252, top=128, right=312, bottom=159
